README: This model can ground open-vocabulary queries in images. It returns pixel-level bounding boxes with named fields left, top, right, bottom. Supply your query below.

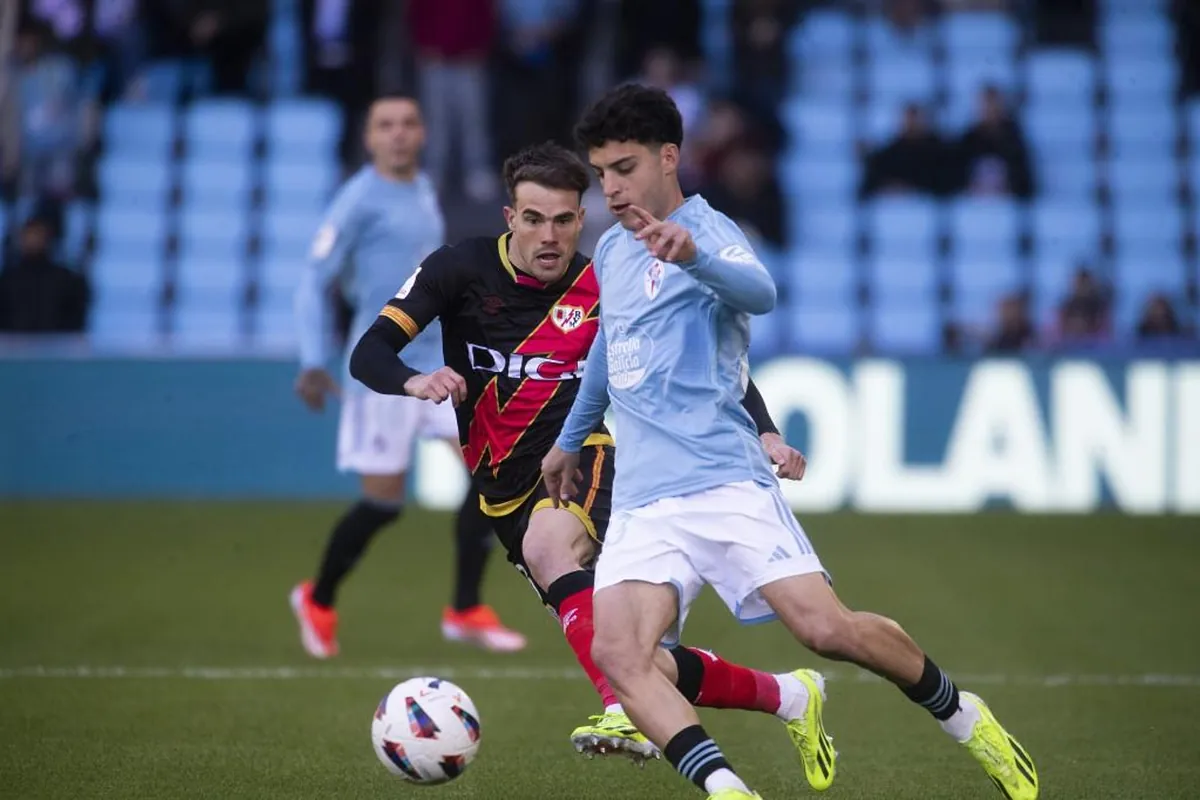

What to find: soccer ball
left=370, top=677, right=482, bottom=784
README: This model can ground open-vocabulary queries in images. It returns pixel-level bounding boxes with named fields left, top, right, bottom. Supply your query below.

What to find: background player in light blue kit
left=543, top=85, right=1038, bottom=800
left=289, top=95, right=525, bottom=659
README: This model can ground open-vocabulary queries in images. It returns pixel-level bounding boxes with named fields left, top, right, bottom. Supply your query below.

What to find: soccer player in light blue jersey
left=542, top=85, right=1038, bottom=800
left=289, top=95, right=525, bottom=659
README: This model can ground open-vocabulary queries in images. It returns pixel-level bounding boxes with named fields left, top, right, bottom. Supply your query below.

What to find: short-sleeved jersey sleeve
left=375, top=244, right=465, bottom=344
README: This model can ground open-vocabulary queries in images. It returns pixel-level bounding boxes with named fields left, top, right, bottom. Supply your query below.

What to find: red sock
left=687, top=647, right=781, bottom=713
left=558, top=588, right=620, bottom=708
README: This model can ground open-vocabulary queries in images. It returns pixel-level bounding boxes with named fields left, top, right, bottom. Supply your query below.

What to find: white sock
left=940, top=695, right=982, bottom=743
left=703, top=767, right=751, bottom=794
left=774, top=671, right=817, bottom=721
left=604, top=703, right=624, bottom=715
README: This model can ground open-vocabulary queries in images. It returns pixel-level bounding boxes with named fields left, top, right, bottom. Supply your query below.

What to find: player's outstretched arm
left=628, top=205, right=776, bottom=315
left=555, top=323, right=611, bottom=454
left=349, top=325, right=467, bottom=406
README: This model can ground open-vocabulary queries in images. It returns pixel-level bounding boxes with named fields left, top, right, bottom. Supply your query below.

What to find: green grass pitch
left=1, top=502, right=1198, bottom=799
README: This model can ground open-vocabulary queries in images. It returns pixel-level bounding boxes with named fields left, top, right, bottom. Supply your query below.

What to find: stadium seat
left=749, top=311, right=782, bottom=360
left=175, top=255, right=248, bottom=297
left=254, top=304, right=299, bottom=350
left=869, top=300, right=942, bottom=354
left=1024, top=105, right=1097, bottom=156
left=1100, top=15, right=1174, bottom=57
left=867, top=197, right=940, bottom=263
left=261, top=209, right=323, bottom=263
left=1035, top=155, right=1096, bottom=201
left=103, top=103, right=175, bottom=159
left=789, top=298, right=861, bottom=354
left=865, top=15, right=933, bottom=57
left=863, top=98, right=920, bottom=144
left=177, top=208, right=251, bottom=262
left=942, top=12, right=1019, bottom=55
left=1032, top=201, right=1100, bottom=264
left=790, top=9, right=855, bottom=61
left=171, top=302, right=243, bottom=349
left=265, top=99, right=342, bottom=159
left=1104, top=59, right=1177, bottom=106
left=779, top=153, right=857, bottom=203
left=1031, top=251, right=1085, bottom=321
left=96, top=157, right=173, bottom=212
left=944, top=53, right=1018, bottom=102
left=783, top=100, right=855, bottom=149
left=869, top=52, right=937, bottom=101
left=789, top=246, right=857, bottom=297
left=181, top=158, right=253, bottom=209
left=1113, top=251, right=1188, bottom=300
left=1112, top=205, right=1186, bottom=257
left=62, top=202, right=92, bottom=262
left=950, top=254, right=1024, bottom=315
left=184, top=99, right=258, bottom=161
left=950, top=199, right=1020, bottom=262
left=90, top=251, right=164, bottom=294
left=94, top=207, right=167, bottom=262
left=263, top=158, right=340, bottom=211
left=1106, top=157, right=1178, bottom=205
left=1107, top=106, right=1177, bottom=155
left=867, top=256, right=940, bottom=298
left=793, top=205, right=857, bottom=253
left=1024, top=49, right=1096, bottom=107
left=88, top=301, right=160, bottom=346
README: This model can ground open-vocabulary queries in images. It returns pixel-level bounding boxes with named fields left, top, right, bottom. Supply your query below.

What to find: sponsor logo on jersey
left=607, top=331, right=653, bottom=390
left=551, top=304, right=585, bottom=333
left=718, top=244, right=757, bottom=265
left=466, top=343, right=584, bottom=381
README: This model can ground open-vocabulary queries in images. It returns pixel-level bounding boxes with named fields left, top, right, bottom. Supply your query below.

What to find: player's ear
left=502, top=205, right=517, bottom=232
left=659, top=143, right=680, bottom=177
left=577, top=203, right=587, bottom=227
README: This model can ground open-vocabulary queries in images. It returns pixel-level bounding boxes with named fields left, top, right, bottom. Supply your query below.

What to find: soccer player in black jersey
left=351, top=143, right=816, bottom=762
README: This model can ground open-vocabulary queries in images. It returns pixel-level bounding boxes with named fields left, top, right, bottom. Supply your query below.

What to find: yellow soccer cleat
left=570, top=711, right=660, bottom=764
left=781, top=669, right=836, bottom=791
left=961, top=692, right=1039, bottom=799
left=707, top=791, right=763, bottom=799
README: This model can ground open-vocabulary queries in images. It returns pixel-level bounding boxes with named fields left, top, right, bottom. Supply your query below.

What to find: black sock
left=311, top=500, right=400, bottom=608
left=902, top=656, right=962, bottom=721
left=664, top=724, right=734, bottom=791
left=545, top=570, right=593, bottom=613
left=669, top=646, right=706, bottom=704
left=452, top=490, right=494, bottom=612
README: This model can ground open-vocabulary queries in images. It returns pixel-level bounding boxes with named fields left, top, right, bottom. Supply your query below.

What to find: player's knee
left=590, top=627, right=649, bottom=687
left=792, top=610, right=857, bottom=659
left=522, top=514, right=593, bottom=589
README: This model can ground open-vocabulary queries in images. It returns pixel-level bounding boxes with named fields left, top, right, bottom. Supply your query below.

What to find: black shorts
left=485, top=443, right=614, bottom=608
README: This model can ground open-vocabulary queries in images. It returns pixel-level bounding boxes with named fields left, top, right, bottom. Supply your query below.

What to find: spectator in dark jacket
left=860, top=103, right=955, bottom=198
left=956, top=84, right=1036, bottom=199
left=0, top=213, right=89, bottom=333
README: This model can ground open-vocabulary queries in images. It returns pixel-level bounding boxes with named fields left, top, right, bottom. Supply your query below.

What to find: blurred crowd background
left=0, top=0, right=1198, bottom=359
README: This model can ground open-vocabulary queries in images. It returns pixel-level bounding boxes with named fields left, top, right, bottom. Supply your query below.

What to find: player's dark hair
left=573, top=83, right=684, bottom=151
left=502, top=142, right=591, bottom=202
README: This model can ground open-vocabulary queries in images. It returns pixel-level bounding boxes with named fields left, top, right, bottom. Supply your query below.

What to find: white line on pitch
left=0, top=666, right=1197, bottom=687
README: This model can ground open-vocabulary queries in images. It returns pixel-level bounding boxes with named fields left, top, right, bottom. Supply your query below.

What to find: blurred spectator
left=729, top=0, right=800, bottom=122
left=0, top=209, right=89, bottom=333
left=11, top=18, right=84, bottom=200
left=859, top=104, right=954, bottom=198
left=1136, top=294, right=1190, bottom=341
left=1173, top=0, right=1200, bottom=98
left=881, top=0, right=935, bottom=37
left=986, top=294, right=1036, bottom=353
left=1056, top=266, right=1111, bottom=343
left=700, top=144, right=786, bottom=248
left=682, top=98, right=749, bottom=191
left=616, top=0, right=701, bottom=81
left=151, top=1, right=269, bottom=96
left=493, top=0, right=588, bottom=175
left=24, top=0, right=145, bottom=103
left=1034, top=0, right=1096, bottom=48
left=955, top=85, right=1035, bottom=199
left=408, top=0, right=498, bottom=201
left=639, top=47, right=705, bottom=140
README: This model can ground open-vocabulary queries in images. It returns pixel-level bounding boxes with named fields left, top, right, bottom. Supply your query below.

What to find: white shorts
left=336, top=391, right=460, bottom=475
left=595, top=480, right=827, bottom=647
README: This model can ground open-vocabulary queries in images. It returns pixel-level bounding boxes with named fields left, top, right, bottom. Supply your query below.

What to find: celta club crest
left=552, top=304, right=585, bottom=333
left=644, top=260, right=665, bottom=300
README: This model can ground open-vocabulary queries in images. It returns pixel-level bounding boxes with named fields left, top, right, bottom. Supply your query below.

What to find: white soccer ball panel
left=370, top=677, right=481, bottom=784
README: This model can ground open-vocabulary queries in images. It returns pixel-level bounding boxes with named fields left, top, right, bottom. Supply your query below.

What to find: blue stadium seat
left=869, top=52, right=936, bottom=101
left=261, top=209, right=323, bottom=263
left=950, top=199, right=1020, bottom=261
left=254, top=305, right=299, bottom=350
left=1024, top=49, right=1096, bottom=107
left=184, top=99, right=257, bottom=161
left=867, top=197, right=939, bottom=263
left=790, top=9, right=854, bottom=61
left=864, top=15, right=932, bottom=56
left=265, top=99, right=342, bottom=159
left=171, top=303, right=243, bottom=349
left=1113, top=251, right=1187, bottom=300
left=1024, top=105, right=1097, bottom=155
left=103, top=103, right=175, bottom=159
left=789, top=246, right=857, bottom=297
left=177, top=209, right=250, bottom=262
left=869, top=300, right=941, bottom=354
left=90, top=251, right=164, bottom=294
left=783, top=100, right=855, bottom=149
left=1100, top=15, right=1173, bottom=57
left=94, top=207, right=167, bottom=262
left=175, top=255, right=248, bottom=296
left=944, top=53, right=1018, bottom=103
left=258, top=253, right=304, bottom=297
left=181, top=158, right=253, bottom=209
left=793, top=206, right=857, bottom=252
left=868, top=256, right=939, bottom=298
left=942, top=12, right=1019, bottom=55
left=863, top=98, right=917, bottom=144
left=1035, top=155, right=1096, bottom=201
left=1104, top=59, right=1177, bottom=106
left=1031, top=252, right=1084, bottom=321
left=88, top=300, right=160, bottom=346
left=1032, top=201, right=1100, bottom=263
left=779, top=154, right=857, bottom=203
left=62, top=202, right=92, bottom=262
left=951, top=254, right=1023, bottom=306
left=749, top=312, right=782, bottom=360
left=96, top=157, right=173, bottom=212
left=1107, top=157, right=1177, bottom=204
left=1107, top=106, right=1177, bottom=154
left=263, top=159, right=339, bottom=211
left=789, top=298, right=861, bottom=354
left=793, top=57, right=856, bottom=99
left=1112, top=206, right=1185, bottom=257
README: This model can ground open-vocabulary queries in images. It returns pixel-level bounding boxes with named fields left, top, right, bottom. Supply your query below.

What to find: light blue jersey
left=295, top=166, right=445, bottom=388
left=556, top=195, right=780, bottom=511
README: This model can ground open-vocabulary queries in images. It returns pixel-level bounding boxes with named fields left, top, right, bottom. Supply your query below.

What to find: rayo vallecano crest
left=551, top=304, right=586, bottom=333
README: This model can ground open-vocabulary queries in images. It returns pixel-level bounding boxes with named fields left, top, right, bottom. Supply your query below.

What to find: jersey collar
left=497, top=233, right=550, bottom=289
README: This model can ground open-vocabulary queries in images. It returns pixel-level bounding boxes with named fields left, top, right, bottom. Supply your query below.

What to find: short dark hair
left=502, top=142, right=591, bottom=202
left=574, top=84, right=684, bottom=152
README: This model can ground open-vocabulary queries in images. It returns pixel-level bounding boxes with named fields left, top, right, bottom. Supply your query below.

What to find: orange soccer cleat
left=289, top=581, right=339, bottom=659
left=441, top=605, right=527, bottom=653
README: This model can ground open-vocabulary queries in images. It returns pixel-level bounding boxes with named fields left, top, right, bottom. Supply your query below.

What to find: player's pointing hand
left=629, top=205, right=697, bottom=265
left=404, top=366, right=468, bottom=406
left=541, top=445, right=583, bottom=507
